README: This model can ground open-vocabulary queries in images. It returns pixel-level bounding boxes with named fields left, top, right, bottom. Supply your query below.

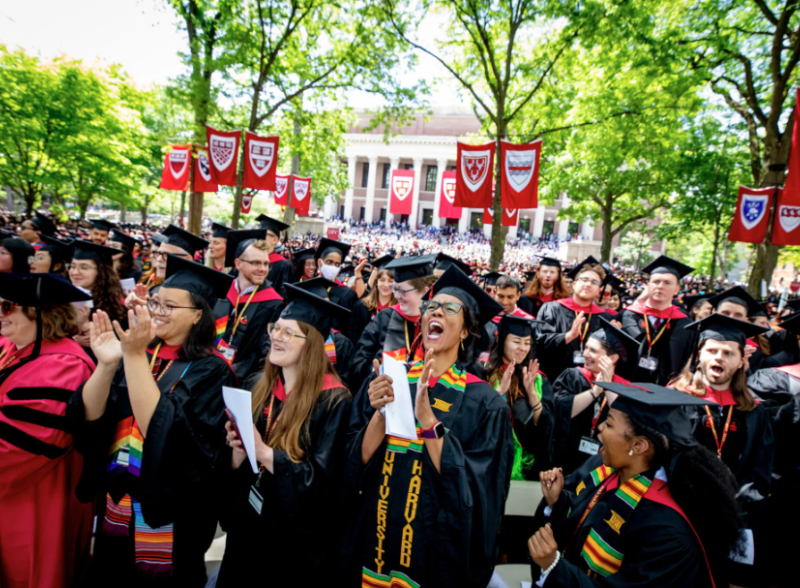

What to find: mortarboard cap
left=293, top=247, right=317, bottom=265
left=211, top=223, right=231, bottom=239
left=435, top=253, right=471, bottom=275
left=162, top=225, right=209, bottom=257
left=0, top=229, right=14, bottom=240
left=591, top=316, right=641, bottom=362
left=72, top=240, right=118, bottom=265
left=707, top=286, right=763, bottom=317
left=565, top=256, right=602, bottom=280
left=370, top=254, right=395, bottom=270
left=151, top=233, right=168, bottom=245
left=385, top=254, right=437, bottom=283
left=594, top=381, right=716, bottom=446
left=778, top=311, right=800, bottom=334
left=339, top=264, right=356, bottom=279
left=224, top=229, right=267, bottom=268
left=31, top=212, right=57, bottom=237
left=109, top=231, right=137, bottom=253
left=315, top=238, right=352, bottom=262
left=431, top=265, right=503, bottom=326
left=537, top=256, right=562, bottom=269
left=0, top=272, right=92, bottom=307
left=498, top=314, right=542, bottom=338
left=162, top=254, right=234, bottom=305
left=256, top=214, right=289, bottom=235
left=785, top=298, right=800, bottom=312
left=39, top=235, right=74, bottom=266
left=89, top=218, right=116, bottom=233
left=479, top=271, right=504, bottom=287
left=281, top=281, right=350, bottom=340
left=686, top=313, right=768, bottom=348
left=682, top=293, right=713, bottom=311
left=641, top=255, right=693, bottom=280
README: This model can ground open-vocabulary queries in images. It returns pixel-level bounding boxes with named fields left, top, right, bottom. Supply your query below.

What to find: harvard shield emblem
left=443, top=178, right=456, bottom=203
left=248, top=140, right=275, bottom=177
left=392, top=176, right=412, bottom=201
left=461, top=150, right=491, bottom=192
left=780, top=205, right=800, bottom=233
left=275, top=176, right=288, bottom=199
left=505, top=208, right=517, bottom=218
left=294, top=179, right=309, bottom=201
left=169, top=149, right=188, bottom=179
left=210, top=134, right=236, bottom=171
left=740, top=193, right=767, bottom=230
left=504, top=150, right=536, bottom=192
left=197, top=151, right=212, bottom=182
left=241, top=194, right=253, bottom=213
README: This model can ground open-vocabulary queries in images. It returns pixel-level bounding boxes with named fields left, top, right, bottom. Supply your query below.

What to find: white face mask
left=320, top=264, right=341, bottom=281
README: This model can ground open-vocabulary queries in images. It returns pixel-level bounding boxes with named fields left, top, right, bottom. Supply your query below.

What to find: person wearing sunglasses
left=536, top=256, right=614, bottom=381
left=0, top=237, right=35, bottom=274
left=69, top=255, right=236, bottom=588
left=342, top=265, right=513, bottom=588
left=213, top=230, right=284, bottom=382
left=0, top=273, right=96, bottom=588
left=352, top=254, right=438, bottom=383
left=216, top=283, right=351, bottom=587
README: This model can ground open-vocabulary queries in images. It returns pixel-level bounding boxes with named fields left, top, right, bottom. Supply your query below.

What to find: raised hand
left=414, top=349, right=437, bottom=430
left=596, top=355, right=616, bottom=383
left=565, top=311, right=586, bottom=344
left=522, top=359, right=540, bottom=402
left=112, top=305, right=155, bottom=357
left=498, top=360, right=515, bottom=396
left=367, top=358, right=394, bottom=413
left=539, top=467, right=564, bottom=506
left=124, top=283, right=150, bottom=310
left=89, top=310, right=123, bottom=366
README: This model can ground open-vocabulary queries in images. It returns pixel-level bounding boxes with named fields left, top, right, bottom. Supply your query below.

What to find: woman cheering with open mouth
left=342, top=265, right=514, bottom=588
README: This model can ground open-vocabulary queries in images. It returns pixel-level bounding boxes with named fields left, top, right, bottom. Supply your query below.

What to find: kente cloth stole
left=577, top=466, right=653, bottom=577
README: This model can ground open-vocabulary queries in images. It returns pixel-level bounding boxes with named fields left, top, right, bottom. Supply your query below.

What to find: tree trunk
left=189, top=192, right=203, bottom=233
left=119, top=203, right=126, bottom=223
left=179, top=191, right=186, bottom=226
left=24, top=192, right=35, bottom=218
left=282, top=116, right=303, bottom=232
left=747, top=172, right=785, bottom=296
left=489, top=120, right=507, bottom=270
left=709, top=219, right=720, bottom=284
left=600, top=193, right=613, bottom=263
left=140, top=206, right=148, bottom=226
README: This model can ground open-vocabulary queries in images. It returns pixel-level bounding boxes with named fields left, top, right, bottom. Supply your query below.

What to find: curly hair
left=524, top=272, right=570, bottom=301
left=21, top=303, right=80, bottom=340
left=90, top=262, right=127, bottom=325
left=623, top=413, right=744, bottom=586
left=408, top=301, right=482, bottom=363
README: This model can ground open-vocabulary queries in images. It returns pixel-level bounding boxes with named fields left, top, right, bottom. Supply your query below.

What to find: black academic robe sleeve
left=511, top=375, right=555, bottom=474
left=267, top=259, right=294, bottom=296
left=747, top=368, right=800, bottom=476
left=332, top=332, right=355, bottom=392
left=749, top=330, right=800, bottom=372
left=352, top=308, right=392, bottom=383
left=551, top=368, right=592, bottom=472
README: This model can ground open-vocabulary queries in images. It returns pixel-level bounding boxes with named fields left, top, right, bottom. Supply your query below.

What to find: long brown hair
left=524, top=271, right=570, bottom=300
left=669, top=340, right=756, bottom=412
left=361, top=269, right=397, bottom=312
left=91, top=262, right=127, bottom=324
left=250, top=321, right=347, bottom=462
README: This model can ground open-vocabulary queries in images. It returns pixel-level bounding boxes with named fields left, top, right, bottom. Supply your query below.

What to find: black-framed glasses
left=0, top=300, right=18, bottom=317
left=147, top=299, right=200, bottom=316
left=152, top=250, right=190, bottom=260
left=239, top=259, right=270, bottom=269
left=421, top=300, right=464, bottom=315
left=391, top=285, right=416, bottom=298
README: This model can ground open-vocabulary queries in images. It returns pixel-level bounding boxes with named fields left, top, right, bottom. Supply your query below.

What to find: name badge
left=248, top=484, right=263, bottom=515
left=573, top=351, right=585, bottom=365
left=579, top=436, right=601, bottom=455
left=639, top=356, right=659, bottom=371
left=217, top=339, right=237, bottom=365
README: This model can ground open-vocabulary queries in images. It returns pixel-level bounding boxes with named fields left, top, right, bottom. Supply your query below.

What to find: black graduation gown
left=551, top=368, right=629, bottom=475
left=617, top=304, right=693, bottom=385
left=748, top=329, right=800, bottom=372
left=529, top=465, right=711, bottom=587
left=216, top=382, right=352, bottom=587
left=537, top=299, right=612, bottom=382
left=327, top=329, right=356, bottom=392
left=329, top=283, right=371, bottom=345
left=267, top=253, right=293, bottom=295
left=340, top=362, right=514, bottom=588
left=213, top=281, right=283, bottom=382
left=352, top=305, right=422, bottom=384
left=67, top=348, right=237, bottom=588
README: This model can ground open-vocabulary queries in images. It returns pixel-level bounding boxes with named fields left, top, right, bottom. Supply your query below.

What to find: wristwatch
left=422, top=421, right=445, bottom=440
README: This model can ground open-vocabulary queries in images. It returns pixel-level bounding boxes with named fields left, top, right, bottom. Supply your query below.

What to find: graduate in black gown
left=256, top=215, right=293, bottom=295
left=217, top=284, right=352, bottom=587
left=537, top=257, right=612, bottom=381
left=672, top=314, right=774, bottom=587
left=528, top=383, right=744, bottom=588
left=520, top=257, right=569, bottom=318
left=552, top=317, right=640, bottom=474
left=617, top=255, right=695, bottom=385
left=213, top=230, right=284, bottom=381
left=352, top=254, right=438, bottom=383
left=68, top=255, right=237, bottom=588
left=341, top=265, right=513, bottom=588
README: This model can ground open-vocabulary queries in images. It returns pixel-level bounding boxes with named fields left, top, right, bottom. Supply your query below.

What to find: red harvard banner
left=159, top=145, right=190, bottom=191
left=500, top=140, right=541, bottom=209
left=389, top=169, right=414, bottom=215
left=274, top=175, right=290, bottom=205
left=291, top=175, right=312, bottom=216
left=727, top=186, right=774, bottom=244
left=241, top=191, right=255, bottom=215
left=242, top=131, right=279, bottom=191
left=502, top=207, right=519, bottom=227
left=205, top=125, right=241, bottom=186
left=483, top=205, right=494, bottom=225
left=774, top=89, right=800, bottom=245
left=194, top=148, right=218, bottom=193
left=438, top=171, right=461, bottom=219
left=456, top=141, right=495, bottom=208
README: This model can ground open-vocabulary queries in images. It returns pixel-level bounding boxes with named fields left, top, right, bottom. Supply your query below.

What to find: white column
left=432, top=157, right=448, bottom=229
left=533, top=205, right=545, bottom=238
left=557, top=193, right=571, bottom=240
left=387, top=156, right=400, bottom=223
left=364, top=155, right=379, bottom=223
left=344, top=155, right=357, bottom=219
left=458, top=208, right=471, bottom=234
left=409, top=157, right=424, bottom=228
left=581, top=220, right=594, bottom=239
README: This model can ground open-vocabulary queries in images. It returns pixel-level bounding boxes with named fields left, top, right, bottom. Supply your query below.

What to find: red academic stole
left=577, top=367, right=629, bottom=386
left=557, top=298, right=607, bottom=315
left=269, top=252, right=286, bottom=265
left=777, top=363, right=800, bottom=380
left=624, top=302, right=687, bottom=320
left=538, top=291, right=554, bottom=304
left=491, top=306, right=534, bottom=324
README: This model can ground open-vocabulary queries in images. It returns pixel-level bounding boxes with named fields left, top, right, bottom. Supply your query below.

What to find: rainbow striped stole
left=214, top=315, right=228, bottom=345
left=579, top=469, right=653, bottom=577
left=362, top=567, right=420, bottom=588
left=325, top=334, right=337, bottom=364
left=107, top=416, right=143, bottom=476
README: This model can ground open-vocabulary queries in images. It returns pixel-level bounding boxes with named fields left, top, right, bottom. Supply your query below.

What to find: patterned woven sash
left=325, top=334, right=337, bottom=365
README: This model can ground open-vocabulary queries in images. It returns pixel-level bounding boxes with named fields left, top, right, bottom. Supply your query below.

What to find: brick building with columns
left=317, top=111, right=665, bottom=255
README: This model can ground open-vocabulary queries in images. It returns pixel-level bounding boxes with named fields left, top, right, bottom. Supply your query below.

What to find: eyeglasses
left=152, top=251, right=190, bottom=260
left=421, top=300, right=463, bottom=315
left=0, top=300, right=18, bottom=317
left=391, top=285, right=416, bottom=298
left=27, top=256, right=35, bottom=265
left=268, top=323, right=308, bottom=342
left=33, top=254, right=48, bottom=263
left=239, top=259, right=270, bottom=269
left=147, top=299, right=200, bottom=316
left=576, top=277, right=602, bottom=287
